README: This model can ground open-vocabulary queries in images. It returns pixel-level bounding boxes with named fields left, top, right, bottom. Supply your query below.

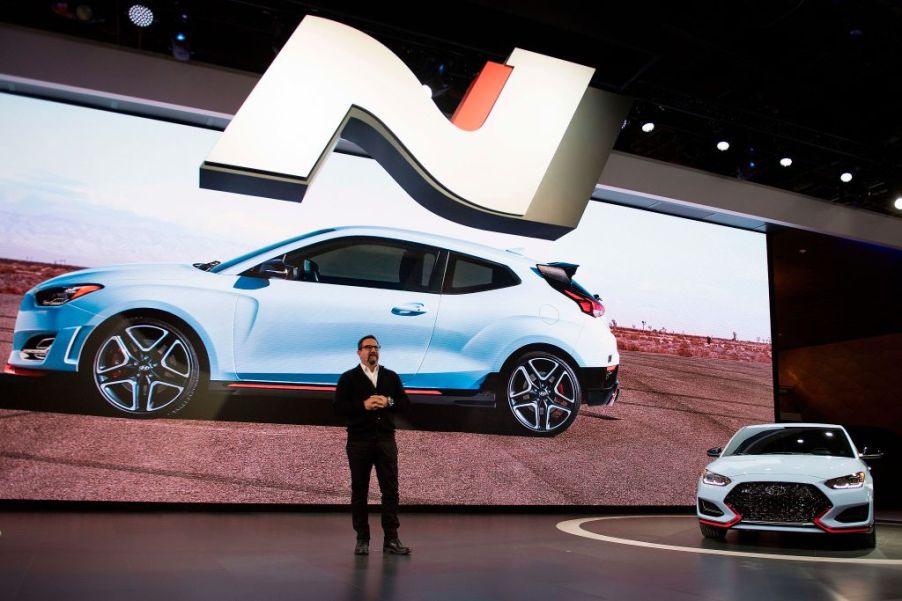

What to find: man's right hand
left=364, top=395, right=386, bottom=410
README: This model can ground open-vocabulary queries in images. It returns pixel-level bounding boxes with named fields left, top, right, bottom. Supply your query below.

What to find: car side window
left=443, top=253, right=519, bottom=294
left=269, top=238, right=440, bottom=292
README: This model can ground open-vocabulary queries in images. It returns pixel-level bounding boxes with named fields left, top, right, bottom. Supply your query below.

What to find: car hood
left=32, top=263, right=211, bottom=289
left=708, top=455, right=863, bottom=480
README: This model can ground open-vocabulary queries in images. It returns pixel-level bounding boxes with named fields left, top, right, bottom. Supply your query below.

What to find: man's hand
left=364, top=395, right=388, bottom=410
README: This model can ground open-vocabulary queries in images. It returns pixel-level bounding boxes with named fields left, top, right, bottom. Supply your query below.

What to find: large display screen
left=0, top=93, right=772, bottom=505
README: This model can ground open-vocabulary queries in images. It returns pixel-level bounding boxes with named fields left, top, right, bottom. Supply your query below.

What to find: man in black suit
left=334, top=334, right=412, bottom=556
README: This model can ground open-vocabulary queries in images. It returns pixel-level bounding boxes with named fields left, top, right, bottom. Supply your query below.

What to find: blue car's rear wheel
left=87, top=316, right=201, bottom=417
left=502, top=351, right=581, bottom=436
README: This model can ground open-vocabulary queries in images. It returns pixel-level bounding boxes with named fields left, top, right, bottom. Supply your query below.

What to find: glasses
left=360, top=345, right=381, bottom=351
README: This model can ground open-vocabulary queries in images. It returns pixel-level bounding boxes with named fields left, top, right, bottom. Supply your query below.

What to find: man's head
left=357, top=335, right=380, bottom=368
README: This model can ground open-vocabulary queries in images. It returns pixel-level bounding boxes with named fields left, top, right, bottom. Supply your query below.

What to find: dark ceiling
left=4, top=0, right=902, bottom=220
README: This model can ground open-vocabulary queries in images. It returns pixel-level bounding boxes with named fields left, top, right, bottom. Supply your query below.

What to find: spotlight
left=895, top=197, right=902, bottom=211
left=716, top=140, right=730, bottom=151
left=75, top=3, right=93, bottom=21
left=641, top=122, right=655, bottom=133
left=127, top=3, right=154, bottom=27
left=779, top=157, right=792, bottom=167
left=171, top=31, right=190, bottom=61
left=840, top=172, right=853, bottom=183
left=422, top=77, right=449, bottom=99
left=52, top=2, right=101, bottom=23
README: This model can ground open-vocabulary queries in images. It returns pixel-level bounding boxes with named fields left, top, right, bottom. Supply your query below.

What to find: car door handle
left=391, top=302, right=428, bottom=316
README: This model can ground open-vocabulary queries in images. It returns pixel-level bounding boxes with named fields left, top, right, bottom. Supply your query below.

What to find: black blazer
left=334, top=365, right=410, bottom=439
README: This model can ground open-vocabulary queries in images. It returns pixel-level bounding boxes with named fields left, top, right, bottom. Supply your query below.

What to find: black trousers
left=346, top=437, right=400, bottom=541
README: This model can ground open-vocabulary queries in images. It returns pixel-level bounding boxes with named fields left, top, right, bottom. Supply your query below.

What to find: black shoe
left=383, top=538, right=411, bottom=555
left=354, top=540, right=369, bottom=555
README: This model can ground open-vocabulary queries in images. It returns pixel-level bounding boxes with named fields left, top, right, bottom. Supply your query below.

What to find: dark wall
left=770, top=227, right=902, bottom=508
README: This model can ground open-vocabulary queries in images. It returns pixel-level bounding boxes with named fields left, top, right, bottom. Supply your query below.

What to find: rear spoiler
left=536, top=262, right=579, bottom=289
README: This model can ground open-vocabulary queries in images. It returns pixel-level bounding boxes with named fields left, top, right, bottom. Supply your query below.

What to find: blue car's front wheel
left=86, top=316, right=201, bottom=417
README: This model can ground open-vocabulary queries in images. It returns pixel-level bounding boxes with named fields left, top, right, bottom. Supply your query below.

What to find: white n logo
left=200, top=17, right=629, bottom=239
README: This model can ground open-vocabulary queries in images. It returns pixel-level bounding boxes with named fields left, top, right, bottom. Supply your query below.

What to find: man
left=334, top=335, right=412, bottom=556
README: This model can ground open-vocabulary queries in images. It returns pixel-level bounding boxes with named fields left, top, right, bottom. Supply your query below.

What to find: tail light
left=563, top=289, right=605, bottom=318
left=537, top=263, right=605, bottom=318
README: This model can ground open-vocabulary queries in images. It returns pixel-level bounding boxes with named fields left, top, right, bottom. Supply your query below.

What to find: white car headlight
left=702, top=469, right=731, bottom=486
left=825, top=472, right=865, bottom=489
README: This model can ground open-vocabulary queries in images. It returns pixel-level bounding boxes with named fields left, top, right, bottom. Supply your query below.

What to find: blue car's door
left=233, top=237, right=442, bottom=384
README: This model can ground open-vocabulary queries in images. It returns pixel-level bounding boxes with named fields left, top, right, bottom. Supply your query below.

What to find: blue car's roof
left=212, top=226, right=538, bottom=274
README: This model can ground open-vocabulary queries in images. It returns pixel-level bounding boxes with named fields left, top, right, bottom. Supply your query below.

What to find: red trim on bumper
left=4, top=364, right=49, bottom=377
left=699, top=503, right=742, bottom=528
left=813, top=507, right=872, bottom=533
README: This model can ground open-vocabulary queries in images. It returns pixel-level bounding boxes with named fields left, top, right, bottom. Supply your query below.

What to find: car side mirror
left=259, top=259, right=290, bottom=279
left=859, top=447, right=884, bottom=460
left=707, top=447, right=722, bottom=458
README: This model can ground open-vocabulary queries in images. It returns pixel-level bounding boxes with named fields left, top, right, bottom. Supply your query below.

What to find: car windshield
left=209, top=228, right=336, bottom=273
left=723, top=427, right=854, bottom=458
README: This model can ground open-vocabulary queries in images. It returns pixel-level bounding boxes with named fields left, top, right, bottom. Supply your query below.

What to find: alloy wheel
left=92, top=319, right=199, bottom=416
left=506, top=353, right=580, bottom=434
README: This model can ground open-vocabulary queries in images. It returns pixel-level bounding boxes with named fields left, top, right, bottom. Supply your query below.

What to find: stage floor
left=1, top=511, right=901, bottom=600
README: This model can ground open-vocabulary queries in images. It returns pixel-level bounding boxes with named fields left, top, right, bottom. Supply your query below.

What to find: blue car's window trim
left=245, top=235, right=445, bottom=294
left=210, top=228, right=336, bottom=273
left=442, top=252, right=521, bottom=295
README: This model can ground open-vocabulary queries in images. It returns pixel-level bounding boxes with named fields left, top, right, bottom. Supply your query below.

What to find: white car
left=697, top=423, right=879, bottom=547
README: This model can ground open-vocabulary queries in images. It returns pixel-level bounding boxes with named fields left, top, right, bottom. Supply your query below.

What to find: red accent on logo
left=451, top=62, right=513, bottom=131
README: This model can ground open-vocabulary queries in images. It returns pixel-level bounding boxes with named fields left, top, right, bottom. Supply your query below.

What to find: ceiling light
left=840, top=172, right=853, bottom=183
left=75, top=4, right=94, bottom=22
left=641, top=122, right=655, bottom=133
left=716, top=140, right=729, bottom=151
left=127, top=3, right=154, bottom=27
left=894, top=197, right=902, bottom=211
left=779, top=157, right=792, bottom=167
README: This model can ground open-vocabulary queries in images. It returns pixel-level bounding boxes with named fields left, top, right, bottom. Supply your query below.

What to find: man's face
left=358, top=338, right=380, bottom=367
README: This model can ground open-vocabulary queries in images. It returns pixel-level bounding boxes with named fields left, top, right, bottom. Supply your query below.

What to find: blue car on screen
left=8, top=226, right=620, bottom=435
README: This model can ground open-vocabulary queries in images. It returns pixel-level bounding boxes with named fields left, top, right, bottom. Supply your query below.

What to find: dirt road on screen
left=0, top=349, right=771, bottom=505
